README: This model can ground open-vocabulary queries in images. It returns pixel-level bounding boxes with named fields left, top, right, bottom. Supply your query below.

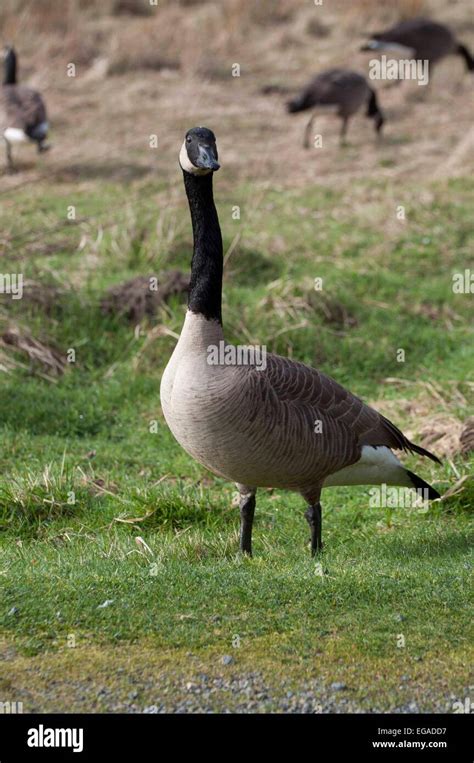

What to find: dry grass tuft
left=21, top=280, right=65, bottom=315
left=459, top=417, right=474, bottom=456
left=0, top=325, right=66, bottom=379
left=100, top=270, right=189, bottom=323
left=306, top=18, right=332, bottom=39
left=350, top=0, right=426, bottom=18
left=111, top=0, right=153, bottom=17
left=418, top=415, right=465, bottom=459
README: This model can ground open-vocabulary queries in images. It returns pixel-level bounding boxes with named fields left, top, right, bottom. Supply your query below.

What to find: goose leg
left=4, top=138, right=14, bottom=173
left=303, top=112, right=317, bottom=149
left=237, top=486, right=256, bottom=556
left=305, top=502, right=322, bottom=555
left=339, top=117, right=349, bottom=146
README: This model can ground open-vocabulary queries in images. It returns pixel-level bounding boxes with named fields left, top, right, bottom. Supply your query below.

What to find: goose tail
left=405, top=470, right=441, bottom=501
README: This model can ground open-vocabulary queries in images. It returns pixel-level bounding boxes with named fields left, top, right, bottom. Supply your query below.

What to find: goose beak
left=196, top=144, right=220, bottom=171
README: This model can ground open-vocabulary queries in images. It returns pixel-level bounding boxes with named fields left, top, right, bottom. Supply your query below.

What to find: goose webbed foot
left=237, top=488, right=256, bottom=556
left=305, top=502, right=323, bottom=556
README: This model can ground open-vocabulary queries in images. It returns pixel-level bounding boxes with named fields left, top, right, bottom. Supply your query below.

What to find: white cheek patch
left=179, top=141, right=212, bottom=176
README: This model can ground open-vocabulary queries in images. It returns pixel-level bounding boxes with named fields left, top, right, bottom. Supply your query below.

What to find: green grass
left=0, top=172, right=472, bottom=710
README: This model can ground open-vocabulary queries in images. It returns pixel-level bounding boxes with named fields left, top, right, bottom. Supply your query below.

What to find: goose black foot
left=305, top=502, right=322, bottom=556
left=239, top=492, right=256, bottom=556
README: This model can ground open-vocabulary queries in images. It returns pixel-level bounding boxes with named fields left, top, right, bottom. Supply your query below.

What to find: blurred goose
left=1, top=46, right=50, bottom=172
left=160, top=127, right=440, bottom=557
left=361, top=18, right=474, bottom=72
left=286, top=69, right=384, bottom=147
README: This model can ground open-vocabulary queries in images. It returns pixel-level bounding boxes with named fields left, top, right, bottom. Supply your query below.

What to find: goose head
left=179, top=127, right=220, bottom=175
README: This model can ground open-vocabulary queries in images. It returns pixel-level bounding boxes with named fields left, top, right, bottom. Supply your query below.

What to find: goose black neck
left=4, top=50, right=16, bottom=85
left=184, top=170, right=223, bottom=325
left=457, top=44, right=474, bottom=72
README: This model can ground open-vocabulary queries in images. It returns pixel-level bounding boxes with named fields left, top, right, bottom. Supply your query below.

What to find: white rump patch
left=323, top=446, right=411, bottom=488
left=4, top=127, right=27, bottom=143
left=366, top=40, right=415, bottom=56
left=179, top=141, right=212, bottom=176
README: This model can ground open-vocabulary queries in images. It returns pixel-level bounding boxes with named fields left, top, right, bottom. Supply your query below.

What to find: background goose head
left=179, top=126, right=220, bottom=175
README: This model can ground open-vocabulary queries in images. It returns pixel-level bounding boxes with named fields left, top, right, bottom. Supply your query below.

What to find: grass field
left=0, top=0, right=473, bottom=713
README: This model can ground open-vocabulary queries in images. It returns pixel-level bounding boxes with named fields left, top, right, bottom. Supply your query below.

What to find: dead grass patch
left=459, top=417, right=474, bottom=456
left=100, top=270, right=189, bottom=323
left=0, top=325, right=67, bottom=379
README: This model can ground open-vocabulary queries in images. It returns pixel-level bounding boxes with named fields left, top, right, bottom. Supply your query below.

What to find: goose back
left=367, top=18, right=457, bottom=62
left=1, top=84, right=47, bottom=137
left=161, top=315, right=437, bottom=492
left=288, top=69, right=371, bottom=117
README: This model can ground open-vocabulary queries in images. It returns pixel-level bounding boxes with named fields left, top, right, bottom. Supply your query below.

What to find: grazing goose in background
left=1, top=46, right=50, bottom=172
left=361, top=18, right=474, bottom=73
left=286, top=69, right=384, bottom=147
left=160, top=127, right=440, bottom=557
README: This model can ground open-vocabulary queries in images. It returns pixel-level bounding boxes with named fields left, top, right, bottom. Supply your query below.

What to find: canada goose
left=1, top=46, right=50, bottom=172
left=361, top=18, right=474, bottom=73
left=160, top=127, right=440, bottom=557
left=286, top=69, right=384, bottom=148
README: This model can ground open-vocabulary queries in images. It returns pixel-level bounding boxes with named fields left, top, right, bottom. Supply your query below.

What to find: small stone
left=330, top=682, right=347, bottom=691
left=394, top=614, right=406, bottom=622
left=7, top=607, right=19, bottom=617
left=221, top=655, right=234, bottom=666
left=97, top=599, right=114, bottom=609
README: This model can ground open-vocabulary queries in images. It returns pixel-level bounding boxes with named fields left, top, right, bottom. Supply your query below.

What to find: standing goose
left=361, top=18, right=474, bottom=73
left=286, top=69, right=384, bottom=147
left=1, top=46, right=50, bottom=172
left=160, top=127, right=440, bottom=557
